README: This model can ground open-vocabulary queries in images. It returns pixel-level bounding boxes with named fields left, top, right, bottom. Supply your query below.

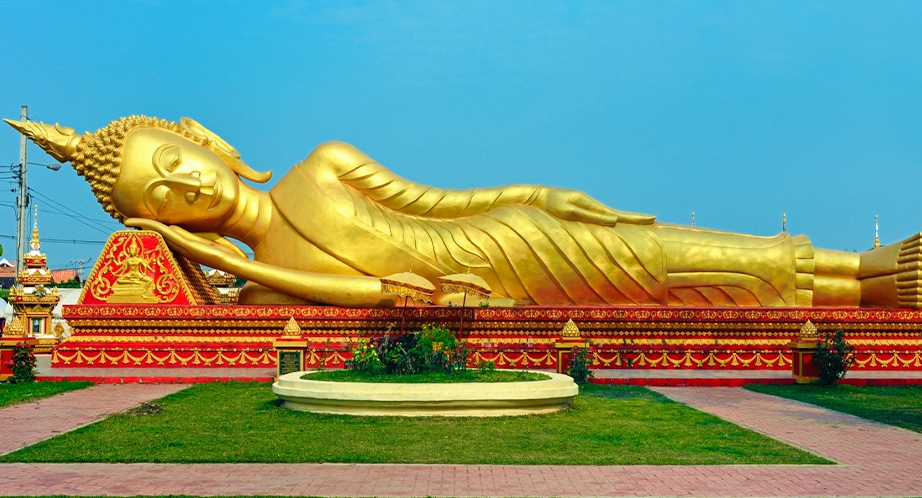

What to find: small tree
left=6, top=342, right=36, bottom=383
left=813, top=329, right=854, bottom=386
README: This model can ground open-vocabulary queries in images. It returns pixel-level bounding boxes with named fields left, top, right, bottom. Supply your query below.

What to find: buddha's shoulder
left=303, top=141, right=376, bottom=169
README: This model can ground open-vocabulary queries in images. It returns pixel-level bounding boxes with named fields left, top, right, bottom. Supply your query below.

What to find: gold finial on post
left=798, top=319, right=818, bottom=340
left=2, top=316, right=26, bottom=337
left=874, top=215, right=880, bottom=249
left=561, top=318, right=580, bottom=338
left=283, top=317, right=301, bottom=337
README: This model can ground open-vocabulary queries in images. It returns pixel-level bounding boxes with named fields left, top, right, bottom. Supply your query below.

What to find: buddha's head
left=4, top=116, right=271, bottom=231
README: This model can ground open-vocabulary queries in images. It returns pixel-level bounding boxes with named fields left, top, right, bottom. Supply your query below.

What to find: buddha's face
left=112, top=128, right=240, bottom=230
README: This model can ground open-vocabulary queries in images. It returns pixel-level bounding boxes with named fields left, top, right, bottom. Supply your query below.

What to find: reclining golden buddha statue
left=6, top=115, right=922, bottom=308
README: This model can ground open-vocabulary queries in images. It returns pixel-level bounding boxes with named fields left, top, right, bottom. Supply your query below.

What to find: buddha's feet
left=858, top=233, right=922, bottom=308
left=895, top=233, right=922, bottom=308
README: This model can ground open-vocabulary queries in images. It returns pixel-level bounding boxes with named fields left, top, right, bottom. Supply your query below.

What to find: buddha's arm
left=125, top=219, right=392, bottom=307
left=315, top=142, right=655, bottom=225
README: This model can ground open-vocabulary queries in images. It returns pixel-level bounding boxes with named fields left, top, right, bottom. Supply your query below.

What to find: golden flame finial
left=3, top=119, right=81, bottom=163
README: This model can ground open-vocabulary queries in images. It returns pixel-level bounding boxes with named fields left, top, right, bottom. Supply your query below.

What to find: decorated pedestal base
left=56, top=304, right=922, bottom=375
left=52, top=230, right=922, bottom=377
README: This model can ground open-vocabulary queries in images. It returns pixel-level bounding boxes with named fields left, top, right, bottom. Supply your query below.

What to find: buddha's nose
left=164, top=173, right=202, bottom=202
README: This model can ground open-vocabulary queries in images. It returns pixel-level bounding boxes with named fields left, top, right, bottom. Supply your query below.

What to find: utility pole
left=15, top=105, right=28, bottom=271
left=70, top=258, right=92, bottom=283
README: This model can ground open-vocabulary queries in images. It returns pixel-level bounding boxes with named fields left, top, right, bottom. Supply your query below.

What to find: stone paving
left=0, top=385, right=919, bottom=496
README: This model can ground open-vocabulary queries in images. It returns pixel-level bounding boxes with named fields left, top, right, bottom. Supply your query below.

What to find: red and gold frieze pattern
left=53, top=348, right=275, bottom=368
left=64, top=305, right=922, bottom=323
left=853, top=352, right=922, bottom=368
left=55, top=304, right=922, bottom=370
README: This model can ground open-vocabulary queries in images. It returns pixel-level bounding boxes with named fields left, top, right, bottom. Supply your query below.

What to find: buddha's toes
left=896, top=233, right=922, bottom=308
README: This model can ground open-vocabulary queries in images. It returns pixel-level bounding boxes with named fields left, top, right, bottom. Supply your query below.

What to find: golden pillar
left=274, top=317, right=307, bottom=378
left=788, top=320, right=820, bottom=384
left=554, top=319, right=589, bottom=375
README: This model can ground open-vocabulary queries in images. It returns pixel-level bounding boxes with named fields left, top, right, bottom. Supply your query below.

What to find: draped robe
left=267, top=143, right=814, bottom=306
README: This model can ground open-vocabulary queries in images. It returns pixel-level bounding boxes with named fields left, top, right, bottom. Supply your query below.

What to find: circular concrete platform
left=272, top=370, right=579, bottom=417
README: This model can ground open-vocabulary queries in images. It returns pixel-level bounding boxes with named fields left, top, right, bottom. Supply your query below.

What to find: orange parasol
left=439, top=270, right=492, bottom=336
left=438, top=272, right=491, bottom=301
left=381, top=270, right=435, bottom=304
left=381, top=270, right=435, bottom=333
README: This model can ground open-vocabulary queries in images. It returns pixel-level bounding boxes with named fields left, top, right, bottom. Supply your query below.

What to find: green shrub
left=372, top=324, right=470, bottom=375
left=813, top=329, right=855, bottom=386
left=347, top=338, right=382, bottom=373
left=373, top=333, right=419, bottom=375
left=566, top=347, right=594, bottom=384
left=6, top=342, right=36, bottom=383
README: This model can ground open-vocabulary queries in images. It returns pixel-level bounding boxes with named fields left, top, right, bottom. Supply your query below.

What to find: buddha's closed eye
left=153, top=143, right=181, bottom=175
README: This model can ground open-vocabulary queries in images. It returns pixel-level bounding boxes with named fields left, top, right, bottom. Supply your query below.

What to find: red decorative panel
left=56, top=304, right=922, bottom=372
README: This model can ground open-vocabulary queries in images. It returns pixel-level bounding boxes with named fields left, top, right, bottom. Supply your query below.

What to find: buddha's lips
left=208, top=180, right=222, bottom=209
left=199, top=180, right=222, bottom=209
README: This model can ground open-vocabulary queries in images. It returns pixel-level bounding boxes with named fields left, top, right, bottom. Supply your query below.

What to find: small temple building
left=204, top=269, right=240, bottom=304
left=4, top=207, right=62, bottom=352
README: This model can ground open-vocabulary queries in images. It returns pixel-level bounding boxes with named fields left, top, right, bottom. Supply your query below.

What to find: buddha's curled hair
left=72, top=116, right=208, bottom=222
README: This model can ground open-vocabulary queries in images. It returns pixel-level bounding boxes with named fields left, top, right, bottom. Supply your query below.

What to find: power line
left=29, top=187, right=119, bottom=226
left=0, top=234, right=105, bottom=245
left=28, top=187, right=121, bottom=235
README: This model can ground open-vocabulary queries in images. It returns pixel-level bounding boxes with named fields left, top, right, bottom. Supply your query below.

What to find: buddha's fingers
left=611, top=210, right=656, bottom=225
left=556, top=206, right=619, bottom=226
left=124, top=218, right=237, bottom=267
left=569, top=192, right=655, bottom=224
left=571, top=192, right=619, bottom=215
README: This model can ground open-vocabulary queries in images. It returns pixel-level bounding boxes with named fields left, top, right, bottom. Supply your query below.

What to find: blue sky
left=2, top=1, right=921, bottom=270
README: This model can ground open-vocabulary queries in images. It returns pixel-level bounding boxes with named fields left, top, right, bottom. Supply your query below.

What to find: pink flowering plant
left=6, top=342, right=36, bottom=383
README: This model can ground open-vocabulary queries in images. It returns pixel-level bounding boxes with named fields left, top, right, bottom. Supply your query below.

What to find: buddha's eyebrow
left=152, top=143, right=178, bottom=176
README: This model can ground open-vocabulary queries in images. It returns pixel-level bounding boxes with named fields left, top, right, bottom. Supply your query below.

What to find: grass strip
left=0, top=382, right=829, bottom=465
left=303, top=369, right=548, bottom=383
left=0, top=381, right=93, bottom=408
left=746, top=384, right=922, bottom=433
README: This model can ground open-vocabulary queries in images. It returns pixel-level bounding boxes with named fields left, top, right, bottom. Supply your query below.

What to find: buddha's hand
left=534, top=187, right=655, bottom=226
left=124, top=218, right=248, bottom=270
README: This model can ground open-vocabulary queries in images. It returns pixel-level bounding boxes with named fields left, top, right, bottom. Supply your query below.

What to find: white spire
left=874, top=214, right=880, bottom=249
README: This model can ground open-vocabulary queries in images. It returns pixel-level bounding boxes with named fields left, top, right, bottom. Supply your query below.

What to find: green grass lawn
left=746, top=384, right=922, bottom=433
left=0, top=382, right=828, bottom=465
left=304, top=369, right=548, bottom=382
left=0, top=381, right=93, bottom=408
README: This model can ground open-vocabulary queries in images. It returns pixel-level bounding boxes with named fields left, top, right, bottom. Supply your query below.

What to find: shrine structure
left=0, top=208, right=61, bottom=379
left=3, top=114, right=920, bottom=381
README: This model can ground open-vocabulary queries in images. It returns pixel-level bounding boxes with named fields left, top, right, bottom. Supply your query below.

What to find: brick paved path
left=0, top=383, right=187, bottom=455
left=0, top=386, right=920, bottom=497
